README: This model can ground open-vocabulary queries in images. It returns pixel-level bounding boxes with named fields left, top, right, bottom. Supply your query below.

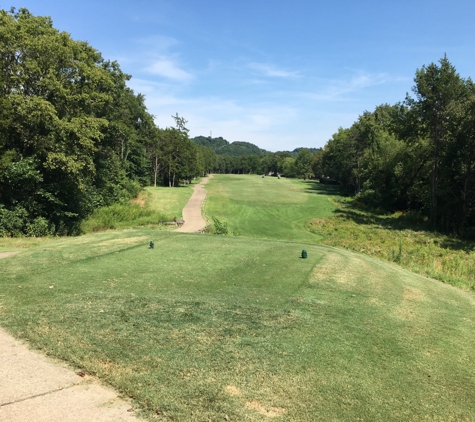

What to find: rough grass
left=307, top=198, right=475, bottom=291
left=81, top=184, right=195, bottom=232
left=1, top=230, right=474, bottom=420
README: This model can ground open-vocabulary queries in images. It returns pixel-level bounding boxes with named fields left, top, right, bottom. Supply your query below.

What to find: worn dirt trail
left=175, top=174, right=213, bottom=233
left=0, top=252, right=19, bottom=259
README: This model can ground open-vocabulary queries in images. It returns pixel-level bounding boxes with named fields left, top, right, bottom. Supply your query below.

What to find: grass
left=80, top=183, right=196, bottom=232
left=1, top=174, right=475, bottom=420
left=1, top=230, right=474, bottom=420
left=308, top=198, right=475, bottom=291
left=205, top=174, right=335, bottom=242
left=206, top=174, right=475, bottom=291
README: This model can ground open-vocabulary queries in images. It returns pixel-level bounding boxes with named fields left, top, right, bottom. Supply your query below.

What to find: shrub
left=211, top=216, right=229, bottom=235
left=0, top=206, right=28, bottom=237
left=26, top=217, right=50, bottom=237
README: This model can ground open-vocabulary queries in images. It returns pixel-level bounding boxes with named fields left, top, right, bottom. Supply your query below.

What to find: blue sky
left=8, top=0, right=475, bottom=151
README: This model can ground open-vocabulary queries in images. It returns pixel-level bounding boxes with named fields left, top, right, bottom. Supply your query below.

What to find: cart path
left=175, top=174, right=213, bottom=233
left=0, top=328, right=140, bottom=421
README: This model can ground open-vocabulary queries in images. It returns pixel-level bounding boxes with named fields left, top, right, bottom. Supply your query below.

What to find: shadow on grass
left=333, top=208, right=475, bottom=253
left=301, top=180, right=474, bottom=253
left=302, top=180, right=344, bottom=196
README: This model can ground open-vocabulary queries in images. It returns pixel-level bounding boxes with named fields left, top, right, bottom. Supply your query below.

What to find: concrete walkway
left=175, top=174, right=213, bottom=233
left=0, top=328, right=140, bottom=421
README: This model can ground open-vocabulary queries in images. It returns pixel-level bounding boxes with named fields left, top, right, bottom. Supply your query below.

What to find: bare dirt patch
left=0, top=252, right=20, bottom=259
left=225, top=385, right=242, bottom=397
left=245, top=400, right=287, bottom=417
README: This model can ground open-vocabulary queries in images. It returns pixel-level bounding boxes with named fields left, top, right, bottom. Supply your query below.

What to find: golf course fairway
left=0, top=174, right=474, bottom=421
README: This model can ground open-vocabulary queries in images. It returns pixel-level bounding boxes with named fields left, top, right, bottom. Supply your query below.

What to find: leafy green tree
left=406, top=55, right=468, bottom=229
left=282, top=157, right=296, bottom=177
left=293, top=148, right=314, bottom=179
left=0, top=8, right=155, bottom=234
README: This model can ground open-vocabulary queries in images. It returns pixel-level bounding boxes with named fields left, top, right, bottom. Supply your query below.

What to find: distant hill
left=192, top=136, right=269, bottom=157
left=285, top=147, right=322, bottom=157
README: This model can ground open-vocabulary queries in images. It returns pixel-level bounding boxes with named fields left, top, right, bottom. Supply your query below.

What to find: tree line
left=0, top=8, right=317, bottom=237
left=0, top=8, right=215, bottom=236
left=13, top=8, right=466, bottom=238
left=315, top=55, right=475, bottom=236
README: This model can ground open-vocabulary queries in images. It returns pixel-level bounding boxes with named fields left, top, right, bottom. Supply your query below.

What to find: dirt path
left=0, top=252, right=19, bottom=259
left=175, top=175, right=213, bottom=233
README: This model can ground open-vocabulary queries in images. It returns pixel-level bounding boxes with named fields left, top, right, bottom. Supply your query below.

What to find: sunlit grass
left=205, top=174, right=335, bottom=242
left=2, top=175, right=475, bottom=420
left=80, top=183, right=195, bottom=232
left=1, top=230, right=474, bottom=420
left=307, top=200, right=475, bottom=291
left=207, top=174, right=475, bottom=291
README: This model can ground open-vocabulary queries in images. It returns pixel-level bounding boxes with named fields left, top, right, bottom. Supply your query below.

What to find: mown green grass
left=205, top=174, right=335, bottom=241
left=1, top=230, right=474, bottom=420
left=2, top=175, right=475, bottom=420
left=207, top=174, right=475, bottom=291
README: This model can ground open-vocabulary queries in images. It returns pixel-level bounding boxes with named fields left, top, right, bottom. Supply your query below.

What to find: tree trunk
left=153, top=155, right=158, bottom=187
left=430, top=123, right=440, bottom=230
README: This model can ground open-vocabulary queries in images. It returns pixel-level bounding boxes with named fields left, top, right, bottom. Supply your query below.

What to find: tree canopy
left=319, top=56, right=475, bottom=236
left=0, top=8, right=214, bottom=236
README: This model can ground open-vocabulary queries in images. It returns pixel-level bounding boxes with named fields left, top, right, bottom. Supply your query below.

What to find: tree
left=0, top=8, right=155, bottom=234
left=293, top=148, right=314, bottom=179
left=406, top=55, right=468, bottom=229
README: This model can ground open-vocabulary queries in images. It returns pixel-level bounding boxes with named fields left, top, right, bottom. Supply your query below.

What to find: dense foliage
left=191, top=136, right=320, bottom=177
left=0, top=9, right=214, bottom=236
left=192, top=136, right=269, bottom=157
left=318, top=56, right=475, bottom=236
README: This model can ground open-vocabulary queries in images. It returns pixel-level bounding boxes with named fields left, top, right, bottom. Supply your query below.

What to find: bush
left=0, top=206, right=28, bottom=237
left=211, top=216, right=229, bottom=235
left=81, top=201, right=168, bottom=233
left=26, top=217, right=50, bottom=237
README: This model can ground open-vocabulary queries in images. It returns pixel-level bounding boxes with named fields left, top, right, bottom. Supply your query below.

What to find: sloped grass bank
left=206, top=174, right=475, bottom=291
left=308, top=200, right=475, bottom=291
left=81, top=184, right=194, bottom=232
left=1, top=230, right=474, bottom=420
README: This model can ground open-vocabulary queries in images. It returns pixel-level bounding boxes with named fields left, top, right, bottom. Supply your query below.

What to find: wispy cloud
left=249, top=62, right=300, bottom=78
left=303, top=72, right=394, bottom=101
left=145, top=58, right=193, bottom=81
left=135, top=35, right=179, bottom=51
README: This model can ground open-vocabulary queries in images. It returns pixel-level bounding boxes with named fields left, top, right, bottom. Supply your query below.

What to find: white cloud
left=302, top=72, right=395, bottom=101
left=249, top=62, right=300, bottom=78
left=145, top=58, right=193, bottom=81
left=135, top=35, right=179, bottom=52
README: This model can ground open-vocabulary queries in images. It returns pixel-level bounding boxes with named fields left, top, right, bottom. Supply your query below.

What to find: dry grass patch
left=245, top=401, right=288, bottom=418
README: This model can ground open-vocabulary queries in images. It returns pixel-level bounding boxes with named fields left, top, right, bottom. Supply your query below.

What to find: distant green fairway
left=1, top=227, right=475, bottom=420
left=205, top=174, right=336, bottom=241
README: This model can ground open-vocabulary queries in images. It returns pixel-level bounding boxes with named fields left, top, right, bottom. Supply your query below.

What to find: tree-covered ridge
left=316, top=56, right=475, bottom=236
left=192, top=136, right=269, bottom=156
left=287, top=147, right=321, bottom=157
